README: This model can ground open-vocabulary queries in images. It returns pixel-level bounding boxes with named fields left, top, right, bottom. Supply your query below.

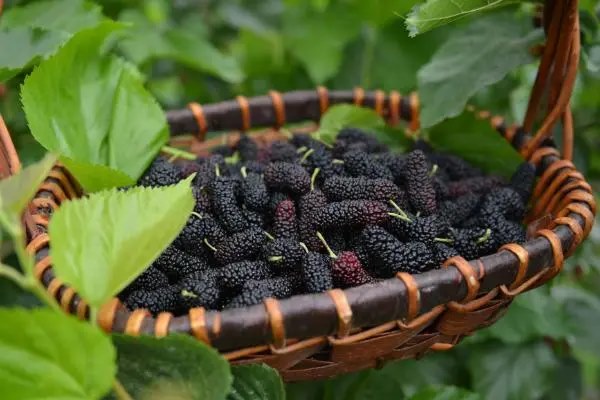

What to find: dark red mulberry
left=332, top=251, right=373, bottom=287
left=272, top=200, right=298, bottom=240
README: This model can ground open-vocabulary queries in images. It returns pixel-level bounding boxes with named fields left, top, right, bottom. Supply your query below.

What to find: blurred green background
left=1, top=0, right=600, bottom=399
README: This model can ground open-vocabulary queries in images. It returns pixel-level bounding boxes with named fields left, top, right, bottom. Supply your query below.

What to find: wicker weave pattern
left=0, top=0, right=595, bottom=382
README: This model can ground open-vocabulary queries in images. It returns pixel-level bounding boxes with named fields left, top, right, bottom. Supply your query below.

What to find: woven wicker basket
left=0, top=0, right=595, bottom=383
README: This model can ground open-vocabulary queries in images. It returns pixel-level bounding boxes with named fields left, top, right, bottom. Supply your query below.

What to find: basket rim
left=23, top=89, right=596, bottom=355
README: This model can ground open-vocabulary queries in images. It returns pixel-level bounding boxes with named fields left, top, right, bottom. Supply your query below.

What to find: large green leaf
left=228, top=364, right=285, bottom=400
left=546, top=357, right=583, bottom=400
left=118, top=10, right=243, bottom=83
left=417, top=12, right=542, bottom=128
left=0, top=0, right=106, bottom=82
left=0, top=308, right=115, bottom=400
left=552, top=285, right=600, bottom=355
left=467, top=341, right=557, bottom=400
left=313, top=104, right=386, bottom=144
left=283, top=4, right=362, bottom=83
left=409, top=386, right=482, bottom=400
left=427, top=111, right=523, bottom=177
left=481, top=288, right=571, bottom=343
left=0, top=153, right=57, bottom=229
left=0, top=28, right=68, bottom=82
left=21, top=22, right=169, bottom=192
left=48, top=177, right=194, bottom=308
left=406, top=0, right=521, bottom=36
left=0, top=0, right=105, bottom=34
left=113, top=334, right=232, bottom=400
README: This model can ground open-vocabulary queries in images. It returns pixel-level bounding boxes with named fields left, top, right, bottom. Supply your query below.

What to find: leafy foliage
left=21, top=22, right=169, bottom=191
left=113, top=334, right=232, bottom=400
left=0, top=0, right=105, bottom=82
left=314, top=104, right=385, bottom=144
left=0, top=308, right=115, bottom=400
left=48, top=177, right=194, bottom=308
left=406, top=0, right=521, bottom=36
left=418, top=12, right=542, bottom=127
left=0, top=153, right=56, bottom=229
left=228, top=365, right=285, bottom=400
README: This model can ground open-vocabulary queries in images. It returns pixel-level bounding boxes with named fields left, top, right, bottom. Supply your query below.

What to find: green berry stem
left=268, top=256, right=283, bottom=262
left=264, top=231, right=275, bottom=241
left=434, top=237, right=454, bottom=244
left=300, top=148, right=314, bottom=162
left=240, top=166, right=248, bottom=178
left=429, top=164, right=439, bottom=177
left=331, top=159, right=345, bottom=164
left=389, top=199, right=412, bottom=222
left=310, top=168, right=320, bottom=191
left=477, top=228, right=492, bottom=244
left=203, top=238, right=217, bottom=252
left=299, top=242, right=309, bottom=253
left=296, top=146, right=308, bottom=154
left=191, top=212, right=203, bottom=219
left=214, top=164, right=221, bottom=177
left=316, top=231, right=338, bottom=259
left=181, top=289, right=198, bottom=298
left=161, top=145, right=197, bottom=161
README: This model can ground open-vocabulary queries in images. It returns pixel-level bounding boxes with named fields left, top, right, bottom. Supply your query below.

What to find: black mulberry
left=301, top=253, right=333, bottom=293
left=404, top=150, right=437, bottom=215
left=264, top=162, right=311, bottom=194
left=215, top=227, right=268, bottom=265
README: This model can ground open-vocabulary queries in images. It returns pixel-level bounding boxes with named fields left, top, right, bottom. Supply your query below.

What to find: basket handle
left=522, top=0, right=579, bottom=161
left=0, top=115, right=21, bottom=178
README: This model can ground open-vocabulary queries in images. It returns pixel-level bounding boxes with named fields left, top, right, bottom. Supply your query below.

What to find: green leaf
left=228, top=364, right=285, bottom=400
left=409, top=386, right=482, bottom=400
left=60, top=157, right=135, bottom=193
left=0, top=0, right=106, bottom=82
left=118, top=10, right=244, bottom=84
left=0, top=153, right=57, bottom=229
left=467, top=341, right=557, bottom=400
left=552, top=285, right=600, bottom=355
left=0, top=0, right=105, bottom=34
left=427, top=111, right=523, bottom=177
left=283, top=4, right=362, bottom=83
left=48, top=177, right=195, bottom=308
left=406, top=0, right=521, bottom=36
left=0, top=28, right=68, bottom=82
left=313, top=104, right=386, bottom=144
left=417, top=12, right=542, bottom=128
left=546, top=357, right=583, bottom=400
left=21, top=22, right=169, bottom=192
left=113, top=334, right=232, bottom=400
left=482, top=288, right=571, bottom=343
left=0, top=308, right=115, bottom=400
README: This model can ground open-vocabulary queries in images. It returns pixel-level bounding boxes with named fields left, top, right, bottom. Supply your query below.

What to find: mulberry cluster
left=122, top=126, right=535, bottom=315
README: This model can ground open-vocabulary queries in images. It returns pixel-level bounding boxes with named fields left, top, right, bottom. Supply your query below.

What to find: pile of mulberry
left=121, top=126, right=534, bottom=315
